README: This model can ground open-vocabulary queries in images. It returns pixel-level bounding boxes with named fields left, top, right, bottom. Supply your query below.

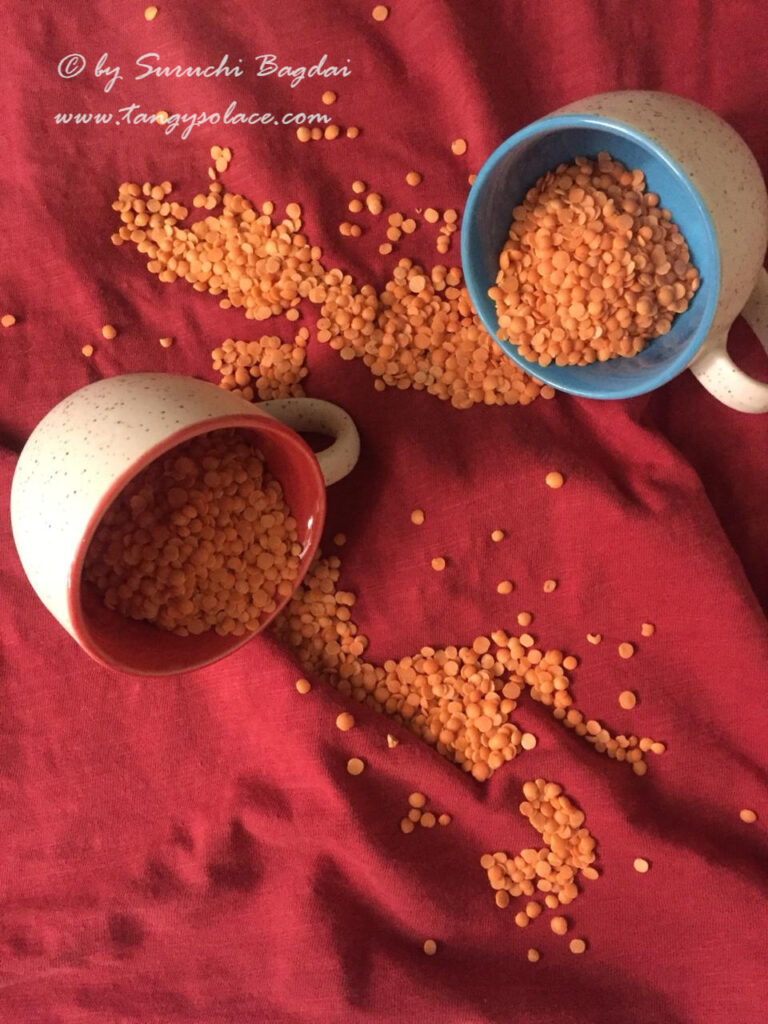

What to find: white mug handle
left=258, top=397, right=360, bottom=486
left=689, top=267, right=768, bottom=413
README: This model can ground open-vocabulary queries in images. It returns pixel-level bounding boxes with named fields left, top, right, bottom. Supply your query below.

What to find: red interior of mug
left=68, top=413, right=326, bottom=676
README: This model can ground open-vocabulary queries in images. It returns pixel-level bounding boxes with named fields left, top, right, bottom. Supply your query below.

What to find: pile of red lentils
left=84, top=430, right=301, bottom=636
left=211, top=333, right=309, bottom=401
left=314, top=260, right=554, bottom=409
left=271, top=552, right=663, bottom=779
left=113, top=179, right=551, bottom=410
left=481, top=780, right=598, bottom=913
left=490, top=152, right=700, bottom=366
left=111, top=183, right=325, bottom=322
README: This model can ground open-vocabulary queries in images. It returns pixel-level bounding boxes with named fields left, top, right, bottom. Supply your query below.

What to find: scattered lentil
left=491, top=529, right=505, bottom=542
left=586, top=633, right=602, bottom=645
left=739, top=809, right=758, bottom=824
left=406, top=171, right=422, bottom=187
left=322, top=91, right=337, bottom=105
left=551, top=916, right=568, bottom=935
left=545, top=471, right=564, bottom=489
left=346, top=757, right=365, bottom=776
left=633, top=857, right=650, bottom=873
left=2, top=314, right=17, bottom=328
left=451, top=138, right=468, bottom=156
left=527, top=948, right=540, bottom=962
left=431, top=557, right=446, bottom=572
left=409, top=792, right=427, bottom=809
left=438, top=813, right=451, bottom=826
left=296, top=678, right=312, bottom=694
left=423, top=939, right=437, bottom=956
left=333, top=533, right=347, bottom=546
left=618, top=642, right=635, bottom=660
left=420, top=811, right=436, bottom=828
left=497, top=580, right=514, bottom=595
left=641, top=622, right=656, bottom=637
left=101, top=324, right=117, bottom=340
left=618, top=690, right=637, bottom=710
left=521, top=732, right=537, bottom=750
left=410, top=509, right=425, bottom=525
left=81, top=344, right=94, bottom=357
left=144, top=5, right=158, bottom=20
left=400, top=817, right=415, bottom=834
left=386, top=733, right=399, bottom=748
left=543, top=579, right=558, bottom=593
left=159, top=336, right=174, bottom=348
left=569, top=938, right=587, bottom=954
left=366, top=193, right=383, bottom=215
left=336, top=712, right=355, bottom=731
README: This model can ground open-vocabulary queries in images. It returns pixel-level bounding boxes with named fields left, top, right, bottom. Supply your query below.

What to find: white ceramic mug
left=464, top=91, right=768, bottom=410
left=10, top=373, right=360, bottom=676
left=559, top=92, right=768, bottom=411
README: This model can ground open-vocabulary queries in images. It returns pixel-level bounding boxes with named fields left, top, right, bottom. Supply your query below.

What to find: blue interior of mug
left=462, top=115, right=720, bottom=399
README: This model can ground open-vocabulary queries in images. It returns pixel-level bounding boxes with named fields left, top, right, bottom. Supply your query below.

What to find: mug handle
left=258, top=397, right=360, bottom=486
left=689, top=267, right=768, bottom=413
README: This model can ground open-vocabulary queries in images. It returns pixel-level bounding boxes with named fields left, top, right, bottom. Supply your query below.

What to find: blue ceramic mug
left=462, top=91, right=768, bottom=412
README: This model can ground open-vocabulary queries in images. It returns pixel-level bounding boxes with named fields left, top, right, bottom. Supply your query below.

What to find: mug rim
left=67, top=410, right=327, bottom=675
left=462, top=112, right=721, bottom=399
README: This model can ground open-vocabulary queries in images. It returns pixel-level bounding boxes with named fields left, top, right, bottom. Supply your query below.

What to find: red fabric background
left=2, top=1, right=767, bottom=1021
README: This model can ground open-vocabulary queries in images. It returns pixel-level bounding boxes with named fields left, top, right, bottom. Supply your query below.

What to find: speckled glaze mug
left=464, top=91, right=768, bottom=411
left=10, top=373, right=360, bottom=676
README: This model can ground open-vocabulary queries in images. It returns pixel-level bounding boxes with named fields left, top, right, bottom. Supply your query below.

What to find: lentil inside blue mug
left=461, top=114, right=720, bottom=400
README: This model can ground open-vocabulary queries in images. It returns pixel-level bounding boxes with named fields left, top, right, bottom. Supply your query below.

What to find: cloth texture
left=1, top=1, right=767, bottom=1022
